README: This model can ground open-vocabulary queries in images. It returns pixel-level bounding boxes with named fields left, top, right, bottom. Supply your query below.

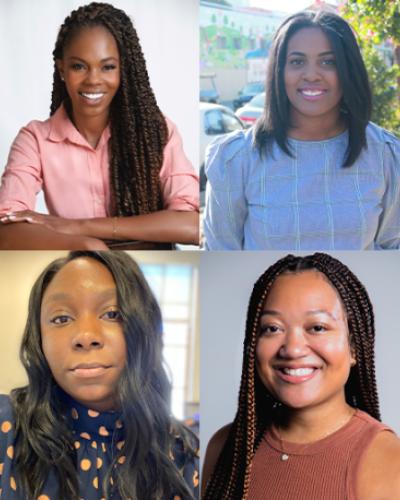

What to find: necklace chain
left=274, top=409, right=356, bottom=462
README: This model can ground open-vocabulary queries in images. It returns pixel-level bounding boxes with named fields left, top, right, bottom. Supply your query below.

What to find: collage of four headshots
left=0, top=0, right=399, bottom=499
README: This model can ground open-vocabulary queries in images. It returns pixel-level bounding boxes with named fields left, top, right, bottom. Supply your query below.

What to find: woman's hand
left=0, top=210, right=82, bottom=236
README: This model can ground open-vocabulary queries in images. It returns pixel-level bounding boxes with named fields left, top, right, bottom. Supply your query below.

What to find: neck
left=274, top=397, right=355, bottom=444
left=288, top=109, right=346, bottom=141
left=71, top=110, right=109, bottom=149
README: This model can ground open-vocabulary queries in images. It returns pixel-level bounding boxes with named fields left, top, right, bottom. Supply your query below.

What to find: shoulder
left=0, top=395, right=15, bottom=457
left=0, top=394, right=14, bottom=422
left=205, top=128, right=253, bottom=168
left=366, top=122, right=400, bottom=149
left=202, top=424, right=232, bottom=492
left=357, top=423, right=400, bottom=499
left=11, top=116, right=52, bottom=149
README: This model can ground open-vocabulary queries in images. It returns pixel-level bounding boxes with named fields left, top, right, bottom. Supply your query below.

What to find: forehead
left=286, top=27, right=333, bottom=55
left=264, top=270, right=344, bottom=312
left=42, top=258, right=116, bottom=300
left=63, top=25, right=119, bottom=57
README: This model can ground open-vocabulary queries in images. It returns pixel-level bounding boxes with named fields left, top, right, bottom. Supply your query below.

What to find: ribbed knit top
left=247, top=410, right=391, bottom=500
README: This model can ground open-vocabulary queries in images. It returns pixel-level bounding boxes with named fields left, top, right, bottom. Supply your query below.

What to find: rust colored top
left=247, top=410, right=392, bottom=500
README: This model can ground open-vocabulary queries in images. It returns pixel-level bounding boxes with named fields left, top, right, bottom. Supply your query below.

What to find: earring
left=61, top=76, right=64, bottom=82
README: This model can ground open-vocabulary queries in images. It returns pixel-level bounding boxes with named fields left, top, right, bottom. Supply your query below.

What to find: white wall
left=0, top=0, right=198, bottom=212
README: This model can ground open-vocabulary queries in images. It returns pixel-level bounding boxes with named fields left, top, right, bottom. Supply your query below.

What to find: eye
left=103, top=64, right=117, bottom=71
left=260, top=324, right=282, bottom=336
left=50, top=315, right=72, bottom=325
left=71, top=63, right=85, bottom=71
left=102, top=309, right=123, bottom=321
left=288, top=58, right=304, bottom=66
left=321, top=58, right=336, bottom=67
left=309, top=324, right=328, bottom=334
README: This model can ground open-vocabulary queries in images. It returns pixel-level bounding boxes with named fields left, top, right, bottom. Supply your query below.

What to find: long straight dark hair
left=254, top=10, right=372, bottom=167
left=11, top=251, right=197, bottom=500
left=204, top=253, right=379, bottom=499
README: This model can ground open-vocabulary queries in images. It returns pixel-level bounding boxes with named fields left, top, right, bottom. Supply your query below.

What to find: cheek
left=330, top=73, right=342, bottom=97
left=40, top=327, right=67, bottom=371
left=314, top=335, right=352, bottom=366
left=256, top=339, right=277, bottom=367
left=109, top=74, right=121, bottom=91
left=112, top=331, right=127, bottom=364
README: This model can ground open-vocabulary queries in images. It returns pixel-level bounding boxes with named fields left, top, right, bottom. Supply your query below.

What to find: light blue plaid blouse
left=204, top=123, right=400, bottom=250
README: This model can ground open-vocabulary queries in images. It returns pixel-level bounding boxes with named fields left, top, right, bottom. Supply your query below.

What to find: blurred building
left=200, top=0, right=287, bottom=102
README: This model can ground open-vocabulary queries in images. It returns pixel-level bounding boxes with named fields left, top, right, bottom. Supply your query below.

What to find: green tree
left=341, top=0, right=400, bottom=132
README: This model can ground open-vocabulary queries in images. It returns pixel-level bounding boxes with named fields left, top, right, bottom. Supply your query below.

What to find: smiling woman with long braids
left=0, top=2, right=199, bottom=249
left=202, top=253, right=400, bottom=500
left=0, top=251, right=199, bottom=499
left=204, top=10, right=400, bottom=250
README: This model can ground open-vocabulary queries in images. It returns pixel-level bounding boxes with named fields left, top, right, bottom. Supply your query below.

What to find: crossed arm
left=0, top=210, right=199, bottom=249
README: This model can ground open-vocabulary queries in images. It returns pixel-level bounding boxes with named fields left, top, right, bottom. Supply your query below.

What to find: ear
left=350, top=346, right=356, bottom=367
left=56, top=59, right=65, bottom=81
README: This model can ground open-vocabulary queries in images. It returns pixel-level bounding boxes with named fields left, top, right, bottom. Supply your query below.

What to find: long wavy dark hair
left=254, top=10, right=372, bottom=167
left=10, top=251, right=197, bottom=500
left=204, top=252, right=379, bottom=499
left=51, top=2, right=168, bottom=216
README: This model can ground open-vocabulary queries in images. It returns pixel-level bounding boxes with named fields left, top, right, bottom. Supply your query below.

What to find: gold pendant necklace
left=275, top=409, right=356, bottom=462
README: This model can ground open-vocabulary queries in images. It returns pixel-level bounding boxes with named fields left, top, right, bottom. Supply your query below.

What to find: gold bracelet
left=112, top=216, right=117, bottom=237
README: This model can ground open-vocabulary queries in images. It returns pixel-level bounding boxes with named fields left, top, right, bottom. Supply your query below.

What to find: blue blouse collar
left=62, top=393, right=124, bottom=440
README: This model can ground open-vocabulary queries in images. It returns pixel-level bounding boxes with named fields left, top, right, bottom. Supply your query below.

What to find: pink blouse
left=0, top=106, right=199, bottom=218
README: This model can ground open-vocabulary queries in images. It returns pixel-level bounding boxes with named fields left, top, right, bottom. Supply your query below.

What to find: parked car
left=235, top=92, right=265, bottom=127
left=200, top=73, right=219, bottom=103
left=199, top=102, right=244, bottom=192
left=232, top=81, right=264, bottom=110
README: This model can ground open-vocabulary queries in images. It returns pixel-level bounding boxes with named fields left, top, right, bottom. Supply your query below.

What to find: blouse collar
left=48, top=104, right=111, bottom=150
left=62, top=392, right=124, bottom=441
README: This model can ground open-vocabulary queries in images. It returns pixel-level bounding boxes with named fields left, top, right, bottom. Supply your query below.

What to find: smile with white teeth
left=300, top=89, right=324, bottom=96
left=282, top=367, right=315, bottom=376
left=79, top=92, right=105, bottom=100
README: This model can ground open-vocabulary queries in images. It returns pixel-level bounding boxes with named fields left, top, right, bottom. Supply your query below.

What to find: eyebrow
left=67, top=56, right=119, bottom=63
left=43, top=288, right=117, bottom=305
left=287, top=50, right=335, bottom=57
left=261, top=309, right=338, bottom=320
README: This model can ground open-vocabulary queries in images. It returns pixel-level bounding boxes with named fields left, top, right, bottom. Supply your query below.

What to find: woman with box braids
left=203, top=253, right=400, bottom=500
left=0, top=2, right=199, bottom=249
left=51, top=2, right=166, bottom=216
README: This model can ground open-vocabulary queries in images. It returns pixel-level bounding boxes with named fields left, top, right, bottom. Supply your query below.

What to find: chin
left=274, top=389, right=320, bottom=410
left=71, top=388, right=115, bottom=410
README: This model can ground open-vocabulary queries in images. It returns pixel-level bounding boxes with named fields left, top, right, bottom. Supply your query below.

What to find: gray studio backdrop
left=200, top=251, right=400, bottom=466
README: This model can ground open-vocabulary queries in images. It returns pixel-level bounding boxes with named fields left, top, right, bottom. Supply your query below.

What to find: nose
left=302, top=62, right=321, bottom=82
left=278, top=328, right=309, bottom=359
left=84, top=68, right=102, bottom=85
left=72, top=316, right=104, bottom=351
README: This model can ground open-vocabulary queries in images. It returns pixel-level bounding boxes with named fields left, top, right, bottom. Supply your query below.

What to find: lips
left=274, top=364, right=320, bottom=384
left=70, top=362, right=111, bottom=378
left=78, top=91, right=106, bottom=104
left=298, top=88, right=327, bottom=101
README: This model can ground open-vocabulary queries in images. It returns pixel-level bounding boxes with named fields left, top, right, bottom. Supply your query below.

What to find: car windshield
left=242, top=82, right=263, bottom=94
left=248, top=92, right=265, bottom=107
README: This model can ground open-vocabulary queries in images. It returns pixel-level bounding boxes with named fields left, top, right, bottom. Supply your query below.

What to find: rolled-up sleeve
left=375, top=134, right=400, bottom=249
left=203, top=130, right=248, bottom=250
left=160, top=118, right=199, bottom=212
left=0, top=125, right=43, bottom=215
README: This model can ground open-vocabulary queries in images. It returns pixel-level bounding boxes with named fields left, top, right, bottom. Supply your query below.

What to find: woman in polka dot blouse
left=0, top=251, right=199, bottom=499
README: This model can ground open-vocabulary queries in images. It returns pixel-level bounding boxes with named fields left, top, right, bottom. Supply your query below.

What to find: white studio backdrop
left=0, top=0, right=199, bottom=212
left=200, top=251, right=400, bottom=467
